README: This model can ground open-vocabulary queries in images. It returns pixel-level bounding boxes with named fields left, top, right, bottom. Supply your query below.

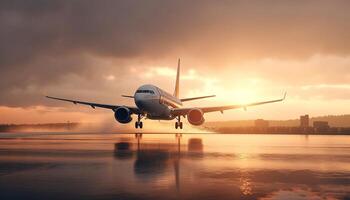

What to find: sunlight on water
left=0, top=132, right=349, bottom=200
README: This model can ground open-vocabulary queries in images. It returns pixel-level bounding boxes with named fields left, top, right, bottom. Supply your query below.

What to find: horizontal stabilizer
left=121, top=95, right=134, bottom=98
left=180, top=95, right=216, bottom=102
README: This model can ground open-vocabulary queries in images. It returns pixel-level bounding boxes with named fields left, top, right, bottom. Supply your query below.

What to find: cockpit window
left=136, top=90, right=155, bottom=94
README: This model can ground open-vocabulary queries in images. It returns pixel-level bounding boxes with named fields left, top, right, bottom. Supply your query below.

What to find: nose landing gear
left=135, top=114, right=143, bottom=129
left=175, top=116, right=183, bottom=129
left=135, top=121, right=143, bottom=129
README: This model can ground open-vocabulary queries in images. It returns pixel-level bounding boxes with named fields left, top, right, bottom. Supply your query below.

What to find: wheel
left=135, top=121, right=139, bottom=129
left=139, top=122, right=143, bottom=129
left=179, top=122, right=183, bottom=129
left=175, top=122, right=178, bottom=129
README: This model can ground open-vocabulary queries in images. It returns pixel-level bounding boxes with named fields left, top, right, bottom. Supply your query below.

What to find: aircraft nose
left=135, top=99, right=141, bottom=105
left=134, top=97, right=144, bottom=108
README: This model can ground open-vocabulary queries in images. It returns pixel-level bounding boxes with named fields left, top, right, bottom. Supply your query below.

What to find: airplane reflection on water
left=0, top=133, right=349, bottom=199
left=113, top=133, right=203, bottom=193
left=111, top=134, right=350, bottom=199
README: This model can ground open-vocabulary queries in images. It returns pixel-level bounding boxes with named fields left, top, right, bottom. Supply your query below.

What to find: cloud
left=104, top=75, right=115, bottom=81
left=0, top=0, right=349, bottom=122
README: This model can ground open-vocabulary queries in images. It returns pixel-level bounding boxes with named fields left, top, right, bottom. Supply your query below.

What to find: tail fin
left=173, top=58, right=180, bottom=98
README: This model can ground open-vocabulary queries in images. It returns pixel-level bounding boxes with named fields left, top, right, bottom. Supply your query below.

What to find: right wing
left=171, top=92, right=286, bottom=116
left=46, top=96, right=141, bottom=114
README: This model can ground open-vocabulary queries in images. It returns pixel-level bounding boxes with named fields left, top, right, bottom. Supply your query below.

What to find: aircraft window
left=136, top=90, right=155, bottom=94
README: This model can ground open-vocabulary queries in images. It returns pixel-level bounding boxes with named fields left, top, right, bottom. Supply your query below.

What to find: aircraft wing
left=171, top=92, right=286, bottom=116
left=46, top=96, right=141, bottom=114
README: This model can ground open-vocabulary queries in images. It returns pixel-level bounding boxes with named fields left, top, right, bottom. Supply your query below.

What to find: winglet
left=283, top=92, right=287, bottom=100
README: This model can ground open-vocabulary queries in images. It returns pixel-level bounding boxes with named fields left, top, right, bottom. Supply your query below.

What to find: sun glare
left=226, top=89, right=259, bottom=104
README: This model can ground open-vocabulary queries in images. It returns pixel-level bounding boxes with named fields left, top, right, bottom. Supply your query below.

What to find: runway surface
left=0, top=132, right=349, bottom=200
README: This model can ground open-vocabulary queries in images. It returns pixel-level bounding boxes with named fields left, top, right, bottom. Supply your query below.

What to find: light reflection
left=259, top=188, right=329, bottom=200
left=239, top=170, right=253, bottom=195
left=0, top=133, right=349, bottom=200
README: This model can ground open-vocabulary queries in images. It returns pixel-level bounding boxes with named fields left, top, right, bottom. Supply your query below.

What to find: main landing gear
left=135, top=114, right=143, bottom=129
left=175, top=116, right=183, bottom=129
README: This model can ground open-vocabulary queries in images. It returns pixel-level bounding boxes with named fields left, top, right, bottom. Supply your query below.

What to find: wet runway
left=0, top=132, right=349, bottom=200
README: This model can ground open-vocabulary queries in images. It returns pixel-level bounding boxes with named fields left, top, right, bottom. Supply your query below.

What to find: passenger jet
left=47, top=59, right=286, bottom=129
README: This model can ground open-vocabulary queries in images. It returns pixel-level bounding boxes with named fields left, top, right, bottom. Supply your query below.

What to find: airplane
left=46, top=59, right=286, bottom=129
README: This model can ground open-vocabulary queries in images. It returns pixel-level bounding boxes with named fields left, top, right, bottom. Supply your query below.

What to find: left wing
left=46, top=96, right=141, bottom=114
left=171, top=92, right=286, bottom=116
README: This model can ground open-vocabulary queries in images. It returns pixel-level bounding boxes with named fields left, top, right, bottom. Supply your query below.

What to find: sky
left=0, top=0, right=349, bottom=124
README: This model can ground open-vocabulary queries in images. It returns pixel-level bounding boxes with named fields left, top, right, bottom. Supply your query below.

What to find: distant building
left=300, top=115, right=309, bottom=128
left=313, top=121, right=329, bottom=132
left=255, top=119, right=269, bottom=128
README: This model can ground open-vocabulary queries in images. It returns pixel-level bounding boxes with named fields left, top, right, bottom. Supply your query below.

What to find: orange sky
left=0, top=1, right=349, bottom=124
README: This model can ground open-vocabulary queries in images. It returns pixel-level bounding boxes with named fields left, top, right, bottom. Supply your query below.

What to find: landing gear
left=135, top=121, right=143, bottom=129
left=175, top=116, right=183, bottom=129
left=135, top=114, right=143, bottom=129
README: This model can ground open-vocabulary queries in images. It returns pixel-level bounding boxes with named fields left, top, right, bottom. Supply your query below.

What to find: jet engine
left=114, top=107, right=132, bottom=123
left=187, top=109, right=205, bottom=126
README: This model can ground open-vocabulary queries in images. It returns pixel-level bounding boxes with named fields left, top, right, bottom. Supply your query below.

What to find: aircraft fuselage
left=134, top=84, right=182, bottom=120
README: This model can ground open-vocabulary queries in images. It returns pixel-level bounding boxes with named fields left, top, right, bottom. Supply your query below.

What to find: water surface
left=0, top=132, right=349, bottom=200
